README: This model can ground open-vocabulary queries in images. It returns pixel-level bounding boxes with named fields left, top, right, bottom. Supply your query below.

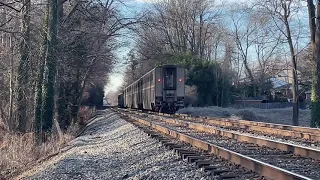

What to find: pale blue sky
left=104, top=0, right=147, bottom=95
left=104, top=0, right=310, bottom=95
left=105, top=0, right=235, bottom=94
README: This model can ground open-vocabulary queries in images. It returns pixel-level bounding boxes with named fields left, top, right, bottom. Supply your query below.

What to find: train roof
left=123, top=64, right=184, bottom=90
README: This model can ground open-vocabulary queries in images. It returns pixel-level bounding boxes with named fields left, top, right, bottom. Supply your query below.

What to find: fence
left=229, top=102, right=293, bottom=109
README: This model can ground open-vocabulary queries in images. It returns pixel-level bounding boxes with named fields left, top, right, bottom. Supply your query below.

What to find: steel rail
left=151, top=116, right=320, bottom=160
left=124, top=108, right=320, bottom=142
left=118, top=111, right=312, bottom=180
left=174, top=113, right=320, bottom=135
left=128, top=109, right=320, bottom=159
left=182, top=117, right=320, bottom=142
left=142, top=110, right=320, bottom=141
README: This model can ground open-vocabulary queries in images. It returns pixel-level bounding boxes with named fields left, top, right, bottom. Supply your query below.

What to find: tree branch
left=0, top=2, right=21, bottom=12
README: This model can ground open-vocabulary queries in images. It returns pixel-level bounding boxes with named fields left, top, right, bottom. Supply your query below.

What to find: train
left=118, top=65, right=185, bottom=113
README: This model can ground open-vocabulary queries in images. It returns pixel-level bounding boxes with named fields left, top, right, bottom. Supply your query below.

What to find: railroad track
left=129, top=109, right=320, bottom=149
left=120, top=113, right=264, bottom=180
left=144, top=113, right=320, bottom=160
left=164, top=111, right=320, bottom=143
left=115, top=108, right=320, bottom=180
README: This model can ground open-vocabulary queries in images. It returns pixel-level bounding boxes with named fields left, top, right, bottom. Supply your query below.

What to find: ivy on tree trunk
left=42, top=0, right=58, bottom=135
left=17, top=0, right=31, bottom=133
left=35, top=5, right=48, bottom=142
left=308, top=0, right=320, bottom=127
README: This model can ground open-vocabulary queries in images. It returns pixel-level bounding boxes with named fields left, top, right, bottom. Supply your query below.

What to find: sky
left=104, top=0, right=310, bottom=96
left=104, top=0, right=148, bottom=95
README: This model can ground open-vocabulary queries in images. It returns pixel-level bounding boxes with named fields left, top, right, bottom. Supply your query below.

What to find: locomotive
left=118, top=65, right=185, bottom=113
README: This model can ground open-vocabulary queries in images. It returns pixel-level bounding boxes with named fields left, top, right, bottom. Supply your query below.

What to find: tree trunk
left=283, top=4, right=299, bottom=126
left=55, top=0, right=67, bottom=131
left=17, top=0, right=31, bottom=133
left=242, top=54, right=255, bottom=96
left=291, top=67, right=299, bottom=126
left=8, top=36, right=14, bottom=131
left=311, top=1, right=320, bottom=127
left=57, top=81, right=68, bottom=130
left=35, top=6, right=48, bottom=143
left=307, top=0, right=316, bottom=102
left=199, top=13, right=203, bottom=59
left=42, top=0, right=58, bottom=135
left=215, top=69, right=219, bottom=106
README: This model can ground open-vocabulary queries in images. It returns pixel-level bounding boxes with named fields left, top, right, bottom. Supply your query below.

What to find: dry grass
left=178, top=106, right=311, bottom=127
left=79, top=106, right=96, bottom=126
left=0, top=133, right=57, bottom=177
left=0, top=125, right=79, bottom=179
left=0, top=107, right=95, bottom=179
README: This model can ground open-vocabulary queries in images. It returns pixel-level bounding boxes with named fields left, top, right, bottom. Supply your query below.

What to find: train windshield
left=164, top=67, right=176, bottom=89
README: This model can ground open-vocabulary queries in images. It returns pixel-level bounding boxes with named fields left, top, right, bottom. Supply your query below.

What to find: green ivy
left=310, top=101, right=320, bottom=127
left=186, top=60, right=231, bottom=107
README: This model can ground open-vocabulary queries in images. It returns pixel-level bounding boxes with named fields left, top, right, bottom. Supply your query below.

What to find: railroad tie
left=143, top=130, right=152, bottom=134
left=162, top=142, right=181, bottom=150
left=173, top=148, right=198, bottom=156
left=159, top=139, right=172, bottom=144
left=172, top=148, right=188, bottom=153
left=157, top=138, right=170, bottom=142
left=212, top=169, right=231, bottom=175
left=149, top=134, right=160, bottom=138
left=195, top=160, right=211, bottom=168
left=187, top=156, right=208, bottom=163
left=175, top=149, right=191, bottom=156
left=202, top=165, right=218, bottom=171
left=181, top=153, right=200, bottom=159
left=217, top=174, right=238, bottom=180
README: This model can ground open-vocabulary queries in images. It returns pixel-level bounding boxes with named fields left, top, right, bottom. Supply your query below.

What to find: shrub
left=221, top=111, right=231, bottom=118
left=233, top=110, right=257, bottom=121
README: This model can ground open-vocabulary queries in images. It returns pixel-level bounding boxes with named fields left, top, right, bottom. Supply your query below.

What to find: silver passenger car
left=122, top=65, right=185, bottom=113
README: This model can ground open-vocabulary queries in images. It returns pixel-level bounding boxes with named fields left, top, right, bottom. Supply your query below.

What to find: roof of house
left=270, top=77, right=289, bottom=89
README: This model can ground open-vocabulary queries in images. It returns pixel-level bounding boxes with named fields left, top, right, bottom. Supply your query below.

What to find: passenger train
left=118, top=65, right=185, bottom=113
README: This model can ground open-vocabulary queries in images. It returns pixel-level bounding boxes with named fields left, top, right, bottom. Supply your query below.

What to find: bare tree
left=35, top=4, right=49, bottom=140
left=17, top=0, right=31, bottom=133
left=252, top=11, right=282, bottom=95
left=259, top=0, right=302, bottom=125
left=229, top=4, right=258, bottom=95
left=1, top=0, right=134, bottom=147
left=134, top=0, right=221, bottom=66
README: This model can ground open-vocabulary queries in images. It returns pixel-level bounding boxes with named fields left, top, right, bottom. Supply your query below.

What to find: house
left=305, top=90, right=311, bottom=103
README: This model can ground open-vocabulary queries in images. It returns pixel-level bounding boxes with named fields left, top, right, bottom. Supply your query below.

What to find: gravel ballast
left=158, top=115, right=320, bottom=150
left=20, top=110, right=211, bottom=180
left=140, top=116, right=320, bottom=179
